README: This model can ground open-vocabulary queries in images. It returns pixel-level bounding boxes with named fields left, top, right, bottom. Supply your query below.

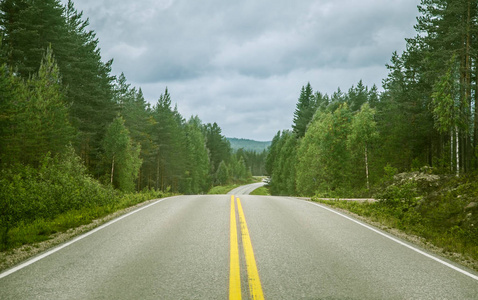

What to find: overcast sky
left=62, top=0, right=420, bottom=141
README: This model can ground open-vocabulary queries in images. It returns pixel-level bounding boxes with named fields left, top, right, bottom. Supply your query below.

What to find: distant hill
left=227, top=138, right=271, bottom=152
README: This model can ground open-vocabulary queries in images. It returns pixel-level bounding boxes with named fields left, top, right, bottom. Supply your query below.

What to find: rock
left=465, top=202, right=477, bottom=210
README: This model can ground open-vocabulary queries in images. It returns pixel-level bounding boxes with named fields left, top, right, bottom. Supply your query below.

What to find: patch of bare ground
left=313, top=200, right=478, bottom=272
left=0, top=197, right=163, bottom=273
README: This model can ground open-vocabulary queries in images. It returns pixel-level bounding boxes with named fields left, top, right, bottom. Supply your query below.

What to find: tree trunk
left=451, top=130, right=453, bottom=173
left=456, top=126, right=460, bottom=176
left=156, top=156, right=160, bottom=190
left=110, top=155, right=115, bottom=184
left=364, top=145, right=370, bottom=190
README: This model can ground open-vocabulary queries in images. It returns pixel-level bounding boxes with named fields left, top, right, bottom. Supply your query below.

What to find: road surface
left=1, top=189, right=477, bottom=299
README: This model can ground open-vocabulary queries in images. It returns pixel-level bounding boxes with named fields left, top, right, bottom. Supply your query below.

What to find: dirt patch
left=0, top=197, right=164, bottom=273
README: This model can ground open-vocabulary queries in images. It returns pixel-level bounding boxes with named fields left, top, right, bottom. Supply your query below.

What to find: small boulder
left=465, top=202, right=477, bottom=210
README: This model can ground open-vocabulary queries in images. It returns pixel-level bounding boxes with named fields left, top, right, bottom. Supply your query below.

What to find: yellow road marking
left=229, top=195, right=242, bottom=300
left=237, top=197, right=265, bottom=300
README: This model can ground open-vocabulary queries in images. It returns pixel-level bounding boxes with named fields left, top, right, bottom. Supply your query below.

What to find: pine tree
left=292, top=83, right=317, bottom=138
left=0, top=0, right=66, bottom=77
left=204, top=122, right=231, bottom=173
left=150, top=89, right=188, bottom=192
left=346, top=80, right=369, bottom=112
left=0, top=46, right=74, bottom=166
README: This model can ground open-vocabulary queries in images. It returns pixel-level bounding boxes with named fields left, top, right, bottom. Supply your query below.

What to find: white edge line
left=304, top=200, right=478, bottom=281
left=0, top=197, right=172, bottom=279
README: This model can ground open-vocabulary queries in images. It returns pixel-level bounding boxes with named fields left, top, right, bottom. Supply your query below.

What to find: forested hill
left=227, top=138, right=271, bottom=152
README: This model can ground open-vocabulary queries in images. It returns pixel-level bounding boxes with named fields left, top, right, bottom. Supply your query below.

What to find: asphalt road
left=1, top=190, right=477, bottom=299
left=228, top=182, right=266, bottom=195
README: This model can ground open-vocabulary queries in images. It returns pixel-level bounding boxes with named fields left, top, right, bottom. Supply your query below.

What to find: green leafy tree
left=296, top=104, right=352, bottom=196
left=103, top=115, right=141, bottom=192
left=347, top=103, right=379, bottom=190
left=431, top=55, right=465, bottom=175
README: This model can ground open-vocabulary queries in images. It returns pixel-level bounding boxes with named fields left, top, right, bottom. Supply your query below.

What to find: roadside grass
left=207, top=184, right=241, bottom=194
left=250, top=186, right=270, bottom=196
left=3, top=190, right=171, bottom=252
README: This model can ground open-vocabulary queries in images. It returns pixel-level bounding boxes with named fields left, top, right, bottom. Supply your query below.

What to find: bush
left=0, top=147, right=113, bottom=249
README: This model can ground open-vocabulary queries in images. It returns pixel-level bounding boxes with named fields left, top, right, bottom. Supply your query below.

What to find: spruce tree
left=292, top=82, right=317, bottom=138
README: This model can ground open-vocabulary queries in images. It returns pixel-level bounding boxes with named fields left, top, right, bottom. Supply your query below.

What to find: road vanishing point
left=1, top=182, right=477, bottom=299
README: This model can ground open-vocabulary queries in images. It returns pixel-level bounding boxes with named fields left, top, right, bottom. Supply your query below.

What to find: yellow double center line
left=229, top=195, right=264, bottom=300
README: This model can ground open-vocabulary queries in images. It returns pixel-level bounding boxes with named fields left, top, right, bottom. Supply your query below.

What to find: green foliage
left=292, top=83, right=317, bottom=138
left=249, top=186, right=270, bottom=196
left=207, top=184, right=240, bottom=195
left=102, top=115, right=142, bottom=192
left=236, top=148, right=267, bottom=176
left=215, top=161, right=230, bottom=186
left=0, top=0, right=118, bottom=170
left=3, top=188, right=168, bottom=251
left=205, top=122, right=232, bottom=173
left=0, top=47, right=74, bottom=166
left=183, top=116, right=210, bottom=194
left=0, top=147, right=110, bottom=249
left=296, top=104, right=352, bottom=196
left=267, top=130, right=298, bottom=195
left=347, top=103, right=379, bottom=189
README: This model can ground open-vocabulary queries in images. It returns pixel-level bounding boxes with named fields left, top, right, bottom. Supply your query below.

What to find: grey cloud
left=62, top=0, right=420, bottom=140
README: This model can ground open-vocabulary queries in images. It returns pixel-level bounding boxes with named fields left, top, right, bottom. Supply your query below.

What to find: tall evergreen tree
left=204, top=122, right=231, bottom=173
left=292, top=83, right=317, bottom=138
left=0, top=0, right=66, bottom=77
left=0, top=46, right=74, bottom=166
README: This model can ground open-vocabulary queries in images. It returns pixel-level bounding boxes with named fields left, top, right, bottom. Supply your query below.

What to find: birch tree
left=347, top=103, right=378, bottom=190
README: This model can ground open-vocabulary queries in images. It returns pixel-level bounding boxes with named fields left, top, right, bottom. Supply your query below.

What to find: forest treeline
left=267, top=0, right=478, bottom=197
left=0, top=0, right=264, bottom=247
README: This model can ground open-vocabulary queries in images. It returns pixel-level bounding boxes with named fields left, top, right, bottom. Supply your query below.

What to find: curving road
left=227, top=182, right=266, bottom=195
left=1, top=188, right=477, bottom=299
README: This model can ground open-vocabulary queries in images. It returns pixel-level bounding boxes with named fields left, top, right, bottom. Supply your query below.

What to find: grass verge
left=250, top=186, right=271, bottom=196
left=207, top=184, right=241, bottom=194
left=0, top=190, right=172, bottom=272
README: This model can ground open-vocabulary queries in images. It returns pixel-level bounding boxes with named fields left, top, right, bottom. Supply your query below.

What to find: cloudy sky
left=62, top=0, right=420, bottom=141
